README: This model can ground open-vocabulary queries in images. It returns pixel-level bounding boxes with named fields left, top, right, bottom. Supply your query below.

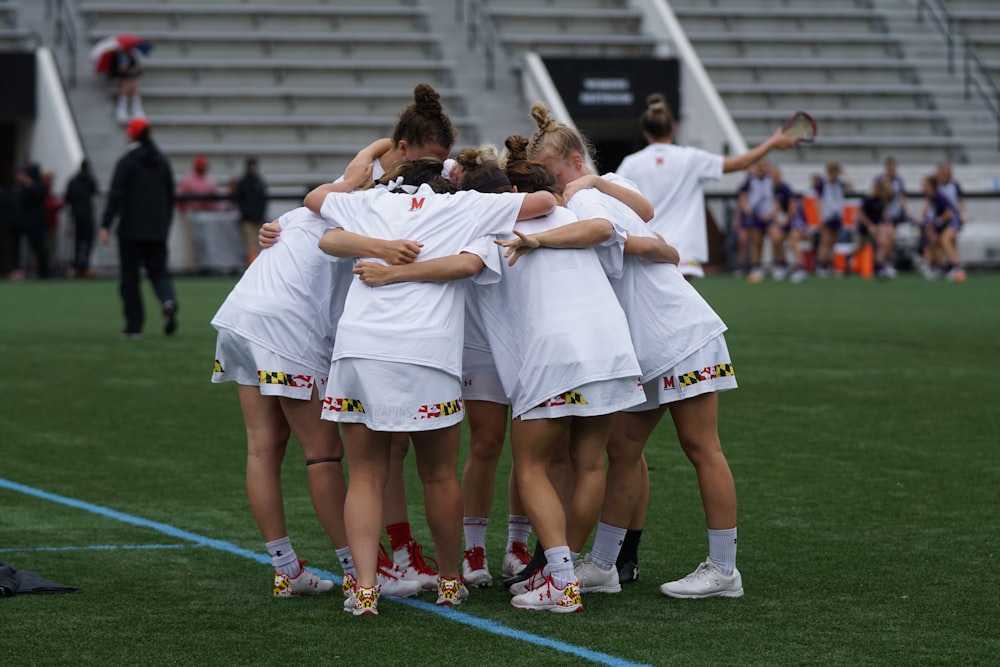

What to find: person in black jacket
left=7, top=163, right=51, bottom=280
left=65, top=159, right=99, bottom=278
left=100, top=118, right=178, bottom=338
left=234, top=156, right=268, bottom=265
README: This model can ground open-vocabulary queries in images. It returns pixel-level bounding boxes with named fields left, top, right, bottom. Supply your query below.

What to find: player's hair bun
left=413, top=83, right=443, bottom=116
left=504, top=135, right=530, bottom=163
left=646, top=93, right=667, bottom=111
left=530, top=102, right=557, bottom=133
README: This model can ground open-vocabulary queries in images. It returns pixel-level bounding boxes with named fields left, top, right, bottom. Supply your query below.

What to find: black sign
left=543, top=57, right=680, bottom=121
left=0, top=52, right=36, bottom=120
left=542, top=57, right=680, bottom=171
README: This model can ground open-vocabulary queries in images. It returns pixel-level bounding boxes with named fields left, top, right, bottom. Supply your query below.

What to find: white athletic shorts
left=624, top=334, right=737, bottom=412
left=462, top=346, right=508, bottom=405
left=323, top=358, right=465, bottom=432
left=211, top=329, right=327, bottom=400
left=678, top=258, right=705, bottom=278
left=519, top=376, right=644, bottom=421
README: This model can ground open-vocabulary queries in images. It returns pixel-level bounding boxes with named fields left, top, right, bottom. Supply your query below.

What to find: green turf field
left=1, top=273, right=997, bottom=666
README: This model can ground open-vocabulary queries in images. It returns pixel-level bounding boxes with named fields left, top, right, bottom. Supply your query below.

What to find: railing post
left=486, top=41, right=494, bottom=91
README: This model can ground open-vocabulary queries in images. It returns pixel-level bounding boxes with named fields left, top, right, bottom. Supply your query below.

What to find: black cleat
left=163, top=300, right=178, bottom=335
left=618, top=560, right=640, bottom=585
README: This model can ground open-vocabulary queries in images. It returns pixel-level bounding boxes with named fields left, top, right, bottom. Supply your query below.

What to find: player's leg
left=577, top=407, right=664, bottom=593
left=385, top=431, right=438, bottom=590
left=239, top=384, right=330, bottom=596
left=410, top=424, right=467, bottom=605
left=280, top=390, right=347, bottom=551
left=747, top=223, right=765, bottom=282
left=502, top=469, right=533, bottom=577
left=769, top=222, right=788, bottom=279
left=566, top=414, right=615, bottom=553
left=461, top=399, right=508, bottom=587
left=660, top=392, right=743, bottom=599
left=341, top=423, right=392, bottom=598
left=509, top=416, right=583, bottom=612
left=616, top=454, right=649, bottom=584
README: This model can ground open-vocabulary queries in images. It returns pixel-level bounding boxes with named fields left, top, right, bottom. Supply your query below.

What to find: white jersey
left=616, top=144, right=723, bottom=265
left=211, top=207, right=353, bottom=374
left=474, top=206, right=641, bottom=417
left=319, top=185, right=524, bottom=378
left=568, top=175, right=727, bottom=381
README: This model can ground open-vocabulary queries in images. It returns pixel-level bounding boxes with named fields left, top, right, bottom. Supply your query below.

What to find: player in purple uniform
left=814, top=161, right=853, bottom=277
left=919, top=175, right=966, bottom=281
left=770, top=165, right=799, bottom=281
left=857, top=178, right=897, bottom=280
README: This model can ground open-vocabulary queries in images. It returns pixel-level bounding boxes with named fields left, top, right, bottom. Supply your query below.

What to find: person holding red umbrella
left=110, top=44, right=144, bottom=123
left=91, top=34, right=151, bottom=123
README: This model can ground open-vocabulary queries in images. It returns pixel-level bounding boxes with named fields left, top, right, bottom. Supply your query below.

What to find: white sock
left=590, top=522, right=627, bottom=571
left=131, top=95, right=144, bottom=118
left=266, top=537, right=300, bottom=577
left=463, top=517, right=488, bottom=550
left=506, top=514, right=531, bottom=549
left=116, top=96, right=128, bottom=115
left=708, top=527, right=738, bottom=576
left=544, top=546, right=575, bottom=588
left=336, top=546, right=356, bottom=579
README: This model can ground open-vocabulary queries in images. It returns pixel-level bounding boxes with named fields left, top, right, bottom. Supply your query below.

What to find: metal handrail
left=917, top=0, right=1000, bottom=150
left=464, top=0, right=501, bottom=91
left=916, top=0, right=955, bottom=73
left=48, top=0, right=79, bottom=88
left=964, top=48, right=1000, bottom=150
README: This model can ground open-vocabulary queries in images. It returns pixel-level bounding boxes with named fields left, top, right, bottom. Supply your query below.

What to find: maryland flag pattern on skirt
left=678, top=363, right=735, bottom=388
left=214, top=359, right=224, bottom=373
left=415, top=397, right=464, bottom=420
left=324, top=397, right=366, bottom=413
left=258, top=371, right=315, bottom=389
left=536, top=391, right=588, bottom=409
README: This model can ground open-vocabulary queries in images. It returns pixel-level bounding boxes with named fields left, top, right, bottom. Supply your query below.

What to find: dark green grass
left=1, top=274, right=998, bottom=666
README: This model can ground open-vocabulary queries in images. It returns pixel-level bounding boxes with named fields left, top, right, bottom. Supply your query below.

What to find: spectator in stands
left=615, top=92, right=799, bottom=281
left=7, top=163, right=51, bottom=280
left=814, top=161, right=852, bottom=277
left=177, top=156, right=222, bottom=213
left=109, top=46, right=145, bottom=124
left=64, top=159, right=100, bottom=278
left=100, top=118, right=179, bottom=338
left=234, top=157, right=269, bottom=266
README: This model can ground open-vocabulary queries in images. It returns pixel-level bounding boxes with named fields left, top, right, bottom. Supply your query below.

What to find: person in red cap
left=100, top=118, right=179, bottom=338
left=177, top=155, right=221, bottom=214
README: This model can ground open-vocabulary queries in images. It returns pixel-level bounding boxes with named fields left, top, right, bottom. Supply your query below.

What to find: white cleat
left=659, top=559, right=744, bottom=599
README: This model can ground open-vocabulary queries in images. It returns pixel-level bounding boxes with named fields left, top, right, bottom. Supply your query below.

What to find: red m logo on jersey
left=410, top=197, right=425, bottom=211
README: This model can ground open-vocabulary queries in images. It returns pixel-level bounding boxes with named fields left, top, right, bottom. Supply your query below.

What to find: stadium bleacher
left=75, top=0, right=476, bottom=196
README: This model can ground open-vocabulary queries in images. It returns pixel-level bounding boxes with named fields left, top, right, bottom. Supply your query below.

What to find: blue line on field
left=0, top=544, right=193, bottom=553
left=0, top=477, right=650, bottom=667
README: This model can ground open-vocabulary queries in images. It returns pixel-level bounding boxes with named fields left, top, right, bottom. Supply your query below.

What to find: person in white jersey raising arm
left=616, top=93, right=800, bottom=279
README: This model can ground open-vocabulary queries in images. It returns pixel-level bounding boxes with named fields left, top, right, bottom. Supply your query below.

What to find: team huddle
left=210, top=84, right=802, bottom=615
